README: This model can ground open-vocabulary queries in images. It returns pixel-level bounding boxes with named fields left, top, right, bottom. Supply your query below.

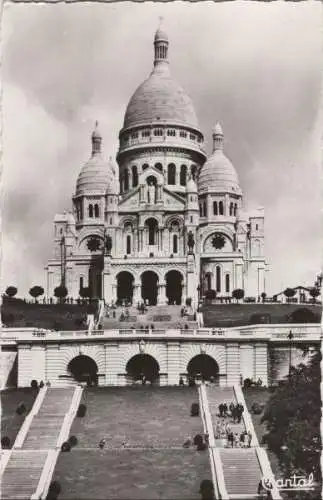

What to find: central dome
left=123, top=28, right=199, bottom=131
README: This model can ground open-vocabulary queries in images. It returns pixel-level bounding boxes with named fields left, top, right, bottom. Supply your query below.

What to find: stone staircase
left=1, top=450, right=47, bottom=499
left=219, top=448, right=262, bottom=497
left=1, top=387, right=80, bottom=499
left=207, top=386, right=245, bottom=446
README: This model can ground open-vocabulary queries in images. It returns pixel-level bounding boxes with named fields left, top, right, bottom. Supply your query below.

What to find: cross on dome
left=91, top=121, right=102, bottom=156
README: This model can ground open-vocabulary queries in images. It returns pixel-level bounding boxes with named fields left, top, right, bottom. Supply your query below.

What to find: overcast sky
left=1, top=1, right=322, bottom=297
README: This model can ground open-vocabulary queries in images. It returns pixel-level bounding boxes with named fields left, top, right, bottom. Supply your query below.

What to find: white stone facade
left=45, top=28, right=267, bottom=305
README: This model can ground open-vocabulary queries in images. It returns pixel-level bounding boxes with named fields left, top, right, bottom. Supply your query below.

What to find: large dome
left=123, top=28, right=199, bottom=131
left=75, top=124, right=116, bottom=196
left=198, top=124, right=242, bottom=195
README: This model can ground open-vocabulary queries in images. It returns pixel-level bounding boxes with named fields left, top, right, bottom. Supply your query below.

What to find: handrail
left=199, top=384, right=229, bottom=500
left=14, top=386, right=48, bottom=449
left=233, top=385, right=259, bottom=447
left=256, top=447, right=282, bottom=500
left=0, top=449, right=12, bottom=476
left=30, top=449, right=58, bottom=500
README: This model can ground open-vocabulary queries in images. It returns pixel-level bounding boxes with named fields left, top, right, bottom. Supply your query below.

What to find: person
left=228, top=431, right=234, bottom=447
left=142, top=374, right=146, bottom=386
left=223, top=403, right=228, bottom=417
left=218, top=403, right=223, bottom=417
left=234, top=433, right=240, bottom=448
left=247, top=431, right=252, bottom=448
left=99, top=438, right=106, bottom=449
left=179, top=376, right=184, bottom=386
left=215, top=421, right=221, bottom=439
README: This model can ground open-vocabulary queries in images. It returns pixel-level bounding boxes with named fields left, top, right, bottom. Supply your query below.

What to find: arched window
left=155, top=163, right=163, bottom=172
left=216, top=266, right=221, bottom=293
left=213, top=201, right=218, bottom=215
left=132, top=166, right=138, bottom=187
left=79, top=277, right=84, bottom=291
left=191, top=165, right=197, bottom=181
left=225, top=274, right=230, bottom=293
left=203, top=201, right=207, bottom=217
left=199, top=204, right=202, bottom=217
left=126, top=235, right=131, bottom=255
left=94, top=204, right=99, bottom=218
left=229, top=203, right=233, bottom=216
left=88, top=204, right=93, bottom=218
left=180, top=165, right=187, bottom=186
left=190, top=216, right=193, bottom=223
left=142, top=163, right=149, bottom=171
left=109, top=217, right=112, bottom=225
left=234, top=204, right=237, bottom=216
left=173, top=234, right=178, bottom=254
left=124, top=169, right=129, bottom=191
left=146, top=219, right=158, bottom=246
left=219, top=201, right=224, bottom=215
left=168, top=164, right=176, bottom=185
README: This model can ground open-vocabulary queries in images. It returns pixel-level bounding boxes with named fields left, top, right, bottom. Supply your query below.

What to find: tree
left=79, top=287, right=91, bottom=299
left=54, top=285, right=68, bottom=303
left=29, top=285, right=44, bottom=303
left=232, top=288, right=244, bottom=303
left=283, top=287, right=296, bottom=303
left=261, top=349, right=321, bottom=499
left=309, top=287, right=320, bottom=304
left=5, top=286, right=17, bottom=298
left=289, top=308, right=319, bottom=324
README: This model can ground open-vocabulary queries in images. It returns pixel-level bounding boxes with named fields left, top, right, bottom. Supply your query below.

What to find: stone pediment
left=118, top=188, right=140, bottom=210
left=162, top=189, right=185, bottom=211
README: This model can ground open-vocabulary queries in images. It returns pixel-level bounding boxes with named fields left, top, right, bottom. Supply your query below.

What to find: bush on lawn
left=68, top=435, right=78, bottom=447
left=31, top=379, right=38, bottom=389
left=1, top=436, right=11, bottom=449
left=243, top=378, right=252, bottom=388
left=16, top=403, right=27, bottom=415
left=191, top=402, right=199, bottom=417
left=46, top=480, right=61, bottom=500
left=193, top=434, right=204, bottom=446
left=61, top=441, right=71, bottom=452
left=251, top=402, right=265, bottom=415
left=199, top=479, right=215, bottom=500
left=77, top=404, right=87, bottom=418
left=197, top=441, right=207, bottom=451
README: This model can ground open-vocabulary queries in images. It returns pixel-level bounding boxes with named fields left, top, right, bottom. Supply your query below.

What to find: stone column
left=167, top=342, right=181, bottom=385
left=175, top=166, right=180, bottom=186
left=133, top=282, right=141, bottom=305
left=158, top=282, right=167, bottom=305
left=112, top=282, right=117, bottom=304
left=226, top=343, right=240, bottom=386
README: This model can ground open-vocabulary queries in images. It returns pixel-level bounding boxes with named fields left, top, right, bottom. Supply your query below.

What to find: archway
left=117, top=271, right=134, bottom=304
left=126, top=354, right=160, bottom=384
left=165, top=270, right=182, bottom=305
left=68, top=355, right=98, bottom=385
left=141, top=271, right=158, bottom=305
left=187, top=354, right=219, bottom=383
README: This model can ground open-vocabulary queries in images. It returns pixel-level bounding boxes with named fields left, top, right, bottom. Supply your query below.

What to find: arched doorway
left=117, top=272, right=134, bottom=304
left=141, top=271, right=158, bottom=305
left=126, top=354, right=160, bottom=384
left=165, top=270, right=183, bottom=305
left=187, top=354, right=219, bottom=383
left=68, top=355, right=98, bottom=385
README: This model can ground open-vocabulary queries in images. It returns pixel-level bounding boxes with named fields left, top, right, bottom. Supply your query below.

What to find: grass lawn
left=201, top=303, right=321, bottom=327
left=1, top=388, right=38, bottom=446
left=54, top=448, right=211, bottom=500
left=70, top=387, right=203, bottom=448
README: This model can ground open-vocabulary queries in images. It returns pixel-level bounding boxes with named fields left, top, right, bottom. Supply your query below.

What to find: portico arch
left=165, top=270, right=183, bottom=305
left=68, top=355, right=98, bottom=385
left=126, top=354, right=160, bottom=384
left=187, top=354, right=219, bottom=383
left=141, top=270, right=159, bottom=305
left=116, top=271, right=134, bottom=304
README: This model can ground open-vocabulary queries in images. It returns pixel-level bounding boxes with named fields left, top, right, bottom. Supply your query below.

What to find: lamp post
left=288, top=330, right=294, bottom=379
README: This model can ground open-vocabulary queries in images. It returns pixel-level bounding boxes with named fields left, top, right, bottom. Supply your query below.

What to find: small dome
left=76, top=156, right=115, bottom=196
left=154, top=27, right=168, bottom=43
left=198, top=150, right=242, bottom=195
left=186, top=176, right=197, bottom=193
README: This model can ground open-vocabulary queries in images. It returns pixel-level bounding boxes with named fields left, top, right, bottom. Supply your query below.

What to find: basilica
left=45, top=26, right=267, bottom=307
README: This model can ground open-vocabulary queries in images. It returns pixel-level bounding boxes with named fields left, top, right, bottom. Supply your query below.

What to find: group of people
left=214, top=419, right=252, bottom=448
left=218, top=402, right=244, bottom=423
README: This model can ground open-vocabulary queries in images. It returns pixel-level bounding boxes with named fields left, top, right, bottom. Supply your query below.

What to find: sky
left=1, top=1, right=322, bottom=297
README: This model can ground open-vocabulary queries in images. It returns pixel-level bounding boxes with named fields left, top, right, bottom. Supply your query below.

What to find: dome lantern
left=154, top=17, right=169, bottom=67
left=212, top=122, right=224, bottom=152
left=91, top=121, right=102, bottom=156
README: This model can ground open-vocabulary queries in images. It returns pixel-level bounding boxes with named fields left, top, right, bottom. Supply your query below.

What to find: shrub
left=16, top=403, right=27, bottom=415
left=79, top=287, right=91, bottom=299
left=250, top=313, right=271, bottom=325
left=1, top=436, right=11, bottom=449
left=197, top=441, right=207, bottom=451
left=31, top=379, right=38, bottom=389
left=46, top=481, right=61, bottom=500
left=193, top=434, right=203, bottom=446
left=251, top=402, right=265, bottom=415
left=68, top=435, right=78, bottom=447
left=77, top=404, right=87, bottom=418
left=5, top=286, right=17, bottom=298
left=243, top=378, right=252, bottom=388
left=54, top=285, right=68, bottom=301
left=289, top=308, right=319, bottom=324
left=29, top=285, right=44, bottom=302
left=61, top=441, right=71, bottom=452
left=205, top=289, right=216, bottom=300
left=191, top=403, right=199, bottom=417
left=1, top=312, right=15, bottom=325
left=199, top=479, right=214, bottom=500
left=232, top=288, right=245, bottom=302
left=39, top=381, right=44, bottom=388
